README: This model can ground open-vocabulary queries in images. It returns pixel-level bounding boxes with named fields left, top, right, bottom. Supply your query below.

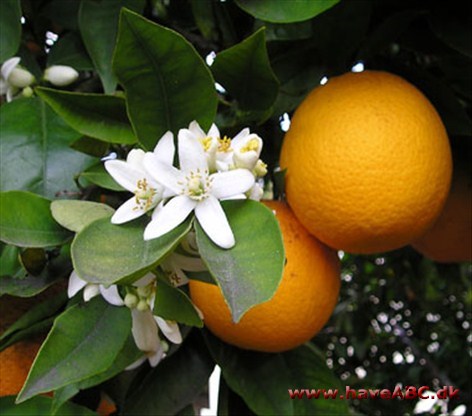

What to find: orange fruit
left=280, top=70, right=452, bottom=254
left=412, top=154, right=471, bottom=263
left=189, top=200, right=341, bottom=352
left=0, top=341, right=41, bottom=396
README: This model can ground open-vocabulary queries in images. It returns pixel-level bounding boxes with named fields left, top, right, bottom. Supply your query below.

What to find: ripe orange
left=0, top=341, right=41, bottom=397
left=280, top=70, right=452, bottom=254
left=412, top=154, right=471, bottom=263
left=189, top=200, right=341, bottom=352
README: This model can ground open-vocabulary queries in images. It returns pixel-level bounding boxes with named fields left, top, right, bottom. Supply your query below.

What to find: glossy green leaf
left=36, top=88, right=136, bottom=144
left=113, top=9, right=218, bottom=150
left=17, top=296, right=131, bottom=403
left=0, top=395, right=95, bottom=416
left=212, top=28, right=279, bottom=112
left=235, top=0, right=340, bottom=23
left=154, top=278, right=203, bottom=327
left=70, top=136, right=110, bottom=157
left=72, top=217, right=192, bottom=285
left=51, top=200, right=114, bottom=233
left=123, top=332, right=214, bottom=415
left=47, top=32, right=94, bottom=70
left=79, top=162, right=125, bottom=191
left=0, top=244, right=21, bottom=277
left=0, top=0, right=21, bottom=61
left=195, top=200, right=284, bottom=323
left=0, top=191, right=71, bottom=248
left=79, top=0, right=145, bottom=93
left=52, top=335, right=142, bottom=413
left=205, top=333, right=350, bottom=416
left=0, top=98, right=95, bottom=199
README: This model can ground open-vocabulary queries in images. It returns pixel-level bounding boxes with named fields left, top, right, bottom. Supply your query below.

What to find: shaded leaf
left=17, top=296, right=131, bottom=402
left=212, top=28, right=279, bottom=112
left=235, top=0, right=339, bottom=23
left=123, top=332, right=214, bottom=415
left=0, top=191, right=71, bottom=248
left=79, top=162, right=125, bottom=191
left=195, top=200, right=284, bottom=323
left=70, top=136, right=109, bottom=158
left=113, top=9, right=217, bottom=150
left=0, top=395, right=95, bottom=416
left=72, top=217, right=191, bottom=285
left=36, top=88, right=136, bottom=144
left=79, top=0, right=145, bottom=93
left=47, top=32, right=94, bottom=70
left=0, top=0, right=21, bottom=61
left=0, top=244, right=21, bottom=277
left=51, top=200, right=114, bottom=233
left=0, top=98, right=95, bottom=199
left=154, top=278, right=203, bottom=327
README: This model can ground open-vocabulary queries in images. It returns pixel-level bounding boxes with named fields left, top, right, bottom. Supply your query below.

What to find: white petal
left=133, top=272, right=156, bottom=287
left=143, top=153, right=182, bottom=195
left=111, top=197, right=147, bottom=224
left=104, top=160, right=146, bottom=192
left=144, top=196, right=196, bottom=240
left=187, top=120, right=206, bottom=138
left=126, top=149, right=146, bottom=167
left=155, top=317, right=183, bottom=344
left=1, top=57, right=20, bottom=81
left=147, top=345, right=165, bottom=367
left=207, top=123, right=220, bottom=138
left=153, top=131, right=175, bottom=164
left=6, top=86, right=17, bottom=102
left=83, top=284, right=100, bottom=301
left=195, top=196, right=235, bottom=249
left=125, top=355, right=147, bottom=371
left=231, top=128, right=250, bottom=146
left=211, top=169, right=255, bottom=199
left=178, top=132, right=208, bottom=173
left=131, top=309, right=159, bottom=352
left=99, top=285, right=124, bottom=306
left=171, top=252, right=206, bottom=272
left=67, top=270, right=87, bottom=298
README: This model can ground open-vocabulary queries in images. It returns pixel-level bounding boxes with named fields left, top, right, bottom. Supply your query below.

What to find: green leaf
left=70, top=136, right=110, bottom=158
left=79, top=0, right=145, bottom=93
left=195, top=200, right=284, bottom=323
left=113, top=9, right=218, bottom=150
left=0, top=293, right=67, bottom=347
left=17, top=296, right=131, bottom=403
left=72, top=217, right=192, bottom=285
left=51, top=200, right=114, bottom=233
left=0, top=395, right=95, bottom=416
left=212, top=28, right=279, bottom=112
left=0, top=97, right=95, bottom=199
left=47, top=32, right=94, bottom=70
left=123, top=332, right=214, bottom=415
left=0, top=191, right=71, bottom=248
left=0, top=317, right=55, bottom=352
left=154, top=278, right=203, bottom=327
left=0, top=0, right=21, bottom=61
left=19, top=248, right=47, bottom=276
left=235, top=0, right=340, bottom=23
left=0, top=244, right=21, bottom=277
left=36, top=88, right=136, bottom=145
left=79, top=162, right=125, bottom=191
left=205, top=333, right=350, bottom=416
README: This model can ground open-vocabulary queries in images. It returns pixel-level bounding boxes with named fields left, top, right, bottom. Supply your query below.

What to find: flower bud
left=253, top=159, right=268, bottom=177
left=124, top=293, right=139, bottom=309
left=22, top=86, right=34, bottom=97
left=8, top=67, right=35, bottom=88
left=44, top=65, right=79, bottom=86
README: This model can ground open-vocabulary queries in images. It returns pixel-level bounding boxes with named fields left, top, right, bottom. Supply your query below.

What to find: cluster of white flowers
left=105, top=120, right=268, bottom=249
left=0, top=56, right=78, bottom=102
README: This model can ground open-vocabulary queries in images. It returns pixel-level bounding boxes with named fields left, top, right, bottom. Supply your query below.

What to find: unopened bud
left=44, top=65, right=79, bottom=87
left=136, top=299, right=149, bottom=311
left=253, top=159, right=268, bottom=177
left=8, top=67, right=35, bottom=88
left=124, top=293, right=139, bottom=309
left=22, top=86, right=34, bottom=97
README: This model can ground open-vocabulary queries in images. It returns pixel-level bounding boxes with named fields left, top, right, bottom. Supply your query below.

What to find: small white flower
left=231, top=129, right=263, bottom=171
left=143, top=131, right=255, bottom=249
left=1, top=57, right=35, bottom=102
left=67, top=270, right=124, bottom=306
left=44, top=65, right=79, bottom=87
left=104, top=133, right=175, bottom=224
